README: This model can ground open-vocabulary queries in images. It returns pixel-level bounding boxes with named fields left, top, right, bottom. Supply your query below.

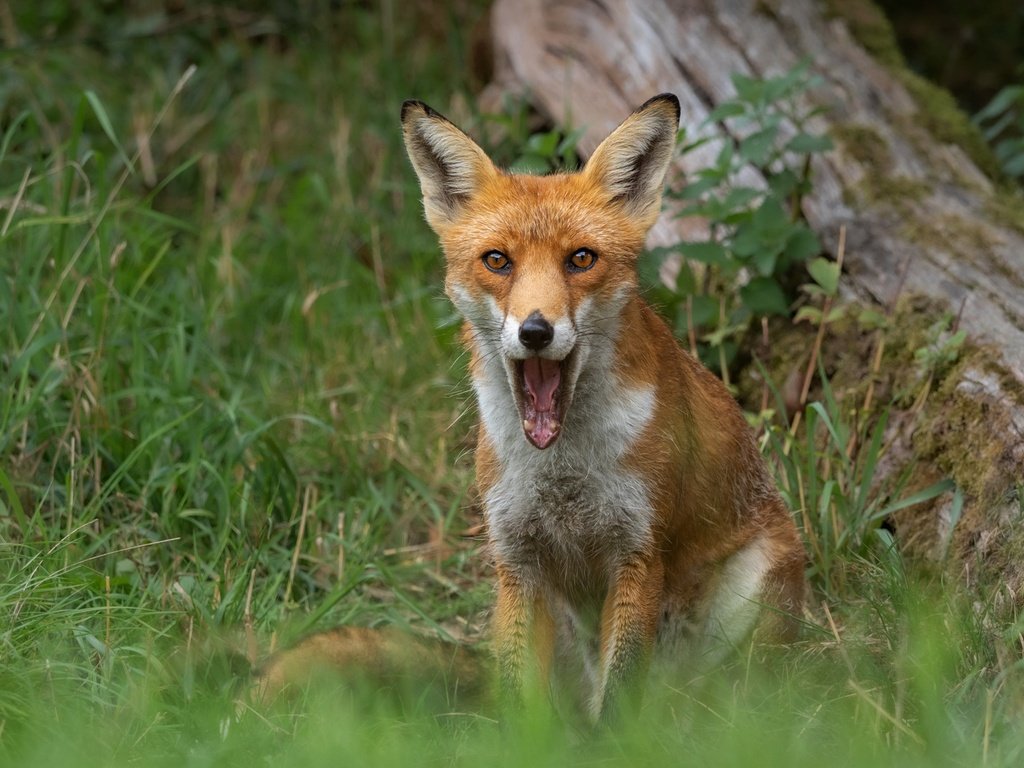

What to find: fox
left=257, top=95, right=805, bottom=724
left=396, top=94, right=806, bottom=723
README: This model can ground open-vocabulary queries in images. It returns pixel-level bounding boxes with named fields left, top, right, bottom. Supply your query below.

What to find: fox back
left=402, top=95, right=805, bottom=724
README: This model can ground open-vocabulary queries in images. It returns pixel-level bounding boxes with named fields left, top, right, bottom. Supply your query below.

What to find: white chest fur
left=475, top=355, right=657, bottom=592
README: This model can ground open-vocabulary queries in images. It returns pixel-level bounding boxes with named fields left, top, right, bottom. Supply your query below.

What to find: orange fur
left=254, top=626, right=485, bottom=707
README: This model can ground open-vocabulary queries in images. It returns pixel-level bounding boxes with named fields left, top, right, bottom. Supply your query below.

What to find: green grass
left=1, top=2, right=1023, bottom=765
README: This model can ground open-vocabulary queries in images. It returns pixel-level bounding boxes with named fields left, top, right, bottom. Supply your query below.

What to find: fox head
left=401, top=95, right=680, bottom=449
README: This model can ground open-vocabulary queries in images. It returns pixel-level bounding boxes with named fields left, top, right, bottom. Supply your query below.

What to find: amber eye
left=567, top=248, right=597, bottom=272
left=481, top=250, right=511, bottom=274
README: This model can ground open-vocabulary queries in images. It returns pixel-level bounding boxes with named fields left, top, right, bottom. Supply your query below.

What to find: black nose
left=519, top=311, right=554, bottom=351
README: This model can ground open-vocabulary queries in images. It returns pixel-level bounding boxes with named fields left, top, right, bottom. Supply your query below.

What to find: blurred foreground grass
left=1, top=2, right=1023, bottom=766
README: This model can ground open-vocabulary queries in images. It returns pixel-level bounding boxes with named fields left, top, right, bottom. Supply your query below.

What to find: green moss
left=983, top=358, right=1024, bottom=404
left=831, top=123, right=931, bottom=209
left=830, top=123, right=889, bottom=171
left=824, top=0, right=1001, bottom=179
left=985, top=186, right=1024, bottom=236
left=752, top=0, right=781, bottom=19
left=915, top=365, right=1022, bottom=594
left=735, top=295, right=946, bottom=415
left=899, top=72, right=1000, bottom=179
left=824, top=0, right=903, bottom=67
left=913, top=349, right=1024, bottom=503
left=900, top=213, right=1009, bottom=278
left=856, top=174, right=930, bottom=209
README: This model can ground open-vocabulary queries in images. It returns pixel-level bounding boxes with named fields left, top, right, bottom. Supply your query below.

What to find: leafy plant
left=483, top=94, right=584, bottom=173
left=794, top=255, right=844, bottom=326
left=646, top=61, right=834, bottom=378
left=913, top=317, right=967, bottom=380
left=507, top=127, right=585, bottom=173
left=975, top=84, right=1024, bottom=180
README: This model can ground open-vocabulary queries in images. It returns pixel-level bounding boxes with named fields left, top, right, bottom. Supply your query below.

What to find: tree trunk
left=485, top=0, right=1024, bottom=599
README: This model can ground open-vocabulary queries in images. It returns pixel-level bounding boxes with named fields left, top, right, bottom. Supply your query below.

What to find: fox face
left=402, top=97, right=679, bottom=449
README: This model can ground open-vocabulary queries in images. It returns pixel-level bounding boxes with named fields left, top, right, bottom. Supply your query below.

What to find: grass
left=1, top=2, right=1023, bottom=766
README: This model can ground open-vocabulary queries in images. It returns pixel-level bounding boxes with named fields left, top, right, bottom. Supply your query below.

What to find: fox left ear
left=401, top=100, right=498, bottom=232
left=583, top=94, right=680, bottom=224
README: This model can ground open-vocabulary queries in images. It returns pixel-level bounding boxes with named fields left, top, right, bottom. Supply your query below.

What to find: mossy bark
left=739, top=301, right=1024, bottom=602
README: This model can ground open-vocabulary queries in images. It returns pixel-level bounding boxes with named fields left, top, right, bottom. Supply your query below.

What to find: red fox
left=258, top=96, right=805, bottom=723
left=398, top=94, right=806, bottom=723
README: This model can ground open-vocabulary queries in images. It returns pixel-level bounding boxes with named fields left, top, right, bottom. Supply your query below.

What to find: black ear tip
left=401, top=99, right=427, bottom=121
left=638, top=93, right=680, bottom=122
left=401, top=99, right=444, bottom=123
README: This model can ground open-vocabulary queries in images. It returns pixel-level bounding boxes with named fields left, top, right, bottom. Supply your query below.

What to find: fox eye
left=567, top=248, right=597, bottom=272
left=481, top=250, right=511, bottom=274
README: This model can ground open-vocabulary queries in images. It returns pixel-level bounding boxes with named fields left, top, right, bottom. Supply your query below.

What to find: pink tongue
left=523, top=357, right=561, bottom=412
left=522, top=357, right=562, bottom=449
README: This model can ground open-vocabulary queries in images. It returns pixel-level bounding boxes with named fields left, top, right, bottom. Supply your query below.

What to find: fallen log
left=485, top=0, right=1024, bottom=600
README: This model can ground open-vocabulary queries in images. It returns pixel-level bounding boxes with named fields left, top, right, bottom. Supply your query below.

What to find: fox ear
left=401, top=100, right=497, bottom=230
left=583, top=94, right=680, bottom=223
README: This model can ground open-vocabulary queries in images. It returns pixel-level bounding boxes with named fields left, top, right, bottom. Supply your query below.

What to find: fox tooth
left=523, top=418, right=536, bottom=432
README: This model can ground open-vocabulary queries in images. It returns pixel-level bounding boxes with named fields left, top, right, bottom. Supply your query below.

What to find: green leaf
left=878, top=478, right=955, bottom=517
left=720, top=186, right=761, bottom=213
left=509, top=155, right=550, bottom=174
left=763, top=61, right=809, bottom=102
left=785, top=133, right=834, bottom=154
left=982, top=111, right=1016, bottom=142
left=858, top=308, right=888, bottom=329
left=825, top=305, right=847, bottom=323
left=975, top=84, right=1024, bottom=124
left=752, top=246, right=782, bottom=276
left=1001, top=148, right=1024, bottom=177
left=525, top=131, right=560, bottom=157
left=730, top=221, right=761, bottom=258
left=740, top=276, right=789, bottom=316
left=731, top=72, right=763, bottom=103
left=782, top=227, right=820, bottom=266
left=0, top=464, right=30, bottom=538
left=715, top=141, right=735, bottom=172
left=702, top=325, right=732, bottom=347
left=732, top=198, right=793, bottom=266
left=677, top=175, right=721, bottom=200
left=85, top=89, right=134, bottom=172
left=794, top=306, right=822, bottom=324
left=995, top=136, right=1024, bottom=162
left=807, top=257, right=840, bottom=295
left=738, top=126, right=779, bottom=165
left=557, top=126, right=585, bottom=157
left=767, top=168, right=800, bottom=198
left=674, top=260, right=697, bottom=295
left=752, top=196, right=791, bottom=239
left=689, top=294, right=718, bottom=326
left=800, top=284, right=828, bottom=298
left=706, top=101, right=747, bottom=122
left=679, top=240, right=729, bottom=266
left=679, top=134, right=714, bottom=154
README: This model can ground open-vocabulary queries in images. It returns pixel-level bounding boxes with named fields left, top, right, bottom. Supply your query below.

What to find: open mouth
left=511, top=350, right=575, bottom=450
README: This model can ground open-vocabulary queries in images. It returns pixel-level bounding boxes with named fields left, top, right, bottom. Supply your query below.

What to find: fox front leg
left=493, top=565, right=555, bottom=712
left=592, top=555, right=664, bottom=723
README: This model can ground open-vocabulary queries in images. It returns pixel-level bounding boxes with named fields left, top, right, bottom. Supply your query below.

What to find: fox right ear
left=401, top=101, right=497, bottom=231
left=583, top=94, right=680, bottom=226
